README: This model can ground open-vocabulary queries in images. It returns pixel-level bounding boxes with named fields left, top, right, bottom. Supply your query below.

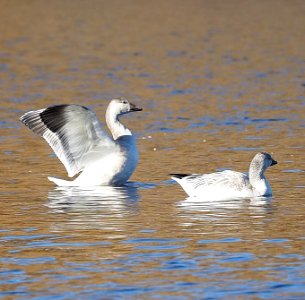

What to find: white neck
left=249, top=164, right=264, bottom=184
left=249, top=164, right=270, bottom=196
left=106, top=109, right=132, bottom=140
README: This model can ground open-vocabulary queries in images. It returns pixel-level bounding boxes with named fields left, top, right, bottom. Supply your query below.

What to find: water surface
left=1, top=0, right=305, bottom=298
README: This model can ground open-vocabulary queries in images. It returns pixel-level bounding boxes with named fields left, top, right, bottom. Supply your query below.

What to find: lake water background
left=0, top=0, right=305, bottom=298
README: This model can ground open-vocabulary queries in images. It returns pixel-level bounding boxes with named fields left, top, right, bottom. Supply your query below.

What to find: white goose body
left=72, top=135, right=138, bottom=186
left=20, top=98, right=142, bottom=187
left=171, top=152, right=277, bottom=199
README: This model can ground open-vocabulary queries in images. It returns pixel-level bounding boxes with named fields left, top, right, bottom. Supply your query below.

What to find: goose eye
left=120, top=99, right=128, bottom=104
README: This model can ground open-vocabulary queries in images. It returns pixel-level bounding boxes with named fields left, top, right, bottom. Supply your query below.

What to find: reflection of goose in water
left=47, top=185, right=140, bottom=231
left=47, top=185, right=140, bottom=212
left=177, top=196, right=273, bottom=223
left=20, top=98, right=142, bottom=187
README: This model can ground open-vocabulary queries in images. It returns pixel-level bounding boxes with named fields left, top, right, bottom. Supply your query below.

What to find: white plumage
left=171, top=152, right=277, bottom=200
left=20, top=98, right=142, bottom=186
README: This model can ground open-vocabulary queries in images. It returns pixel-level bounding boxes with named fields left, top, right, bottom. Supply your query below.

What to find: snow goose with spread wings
left=20, top=98, right=142, bottom=186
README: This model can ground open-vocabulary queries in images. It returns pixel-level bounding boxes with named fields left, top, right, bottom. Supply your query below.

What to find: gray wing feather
left=20, top=105, right=115, bottom=177
left=185, top=170, right=250, bottom=191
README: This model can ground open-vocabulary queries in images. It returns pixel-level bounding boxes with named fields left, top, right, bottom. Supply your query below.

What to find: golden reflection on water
left=1, top=0, right=305, bottom=298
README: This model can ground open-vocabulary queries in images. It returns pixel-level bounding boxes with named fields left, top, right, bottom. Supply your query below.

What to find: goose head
left=250, top=152, right=277, bottom=175
left=107, top=97, right=142, bottom=118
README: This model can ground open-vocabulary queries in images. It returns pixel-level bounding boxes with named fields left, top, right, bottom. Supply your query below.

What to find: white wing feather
left=184, top=170, right=250, bottom=191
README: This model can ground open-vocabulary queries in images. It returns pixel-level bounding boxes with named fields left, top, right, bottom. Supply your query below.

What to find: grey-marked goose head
left=250, top=152, right=277, bottom=176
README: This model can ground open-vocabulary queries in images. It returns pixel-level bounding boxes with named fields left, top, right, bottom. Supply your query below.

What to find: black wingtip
left=170, top=173, right=190, bottom=179
left=39, top=105, right=71, bottom=133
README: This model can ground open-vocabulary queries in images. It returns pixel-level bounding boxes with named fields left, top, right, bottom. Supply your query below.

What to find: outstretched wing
left=20, top=104, right=116, bottom=177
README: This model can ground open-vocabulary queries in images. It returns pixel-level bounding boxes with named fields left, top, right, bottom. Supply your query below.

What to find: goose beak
left=271, top=159, right=277, bottom=166
left=129, top=103, right=143, bottom=112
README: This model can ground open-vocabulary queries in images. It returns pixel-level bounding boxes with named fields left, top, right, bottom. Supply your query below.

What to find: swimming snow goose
left=20, top=98, right=142, bottom=186
left=171, top=152, right=277, bottom=199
